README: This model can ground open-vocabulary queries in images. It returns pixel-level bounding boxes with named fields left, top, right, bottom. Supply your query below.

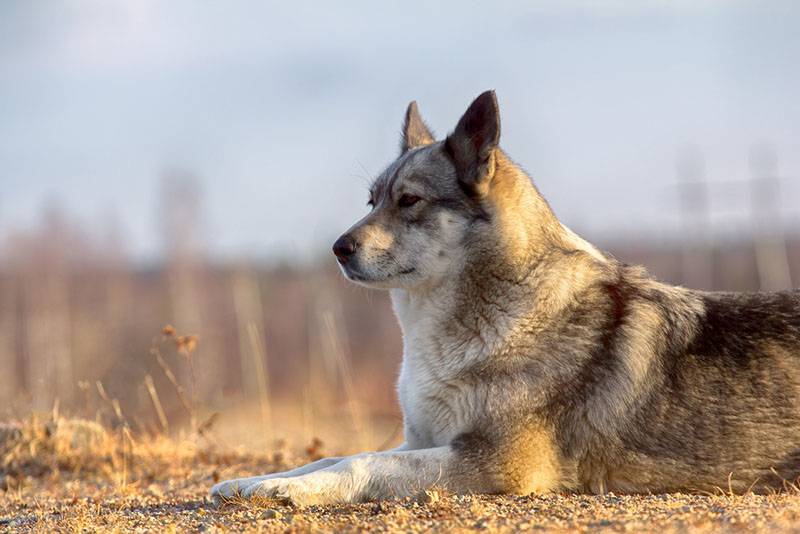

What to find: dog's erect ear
left=445, top=90, right=500, bottom=197
left=401, top=101, right=435, bottom=153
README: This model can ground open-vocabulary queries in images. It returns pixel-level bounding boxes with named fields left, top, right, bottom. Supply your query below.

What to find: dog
left=211, top=90, right=800, bottom=505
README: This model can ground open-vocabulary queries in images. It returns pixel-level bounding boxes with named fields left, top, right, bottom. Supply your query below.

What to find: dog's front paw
left=252, top=477, right=335, bottom=506
left=210, top=475, right=270, bottom=504
left=211, top=474, right=347, bottom=506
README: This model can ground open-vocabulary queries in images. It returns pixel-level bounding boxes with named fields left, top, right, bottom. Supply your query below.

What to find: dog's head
left=333, top=90, right=502, bottom=290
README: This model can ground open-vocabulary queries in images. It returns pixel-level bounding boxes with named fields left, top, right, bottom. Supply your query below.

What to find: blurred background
left=1, top=1, right=798, bottom=450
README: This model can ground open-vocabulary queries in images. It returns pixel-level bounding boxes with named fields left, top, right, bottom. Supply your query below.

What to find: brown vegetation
left=4, top=413, right=800, bottom=532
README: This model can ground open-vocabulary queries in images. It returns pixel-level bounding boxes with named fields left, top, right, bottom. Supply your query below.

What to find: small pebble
left=260, top=509, right=282, bottom=520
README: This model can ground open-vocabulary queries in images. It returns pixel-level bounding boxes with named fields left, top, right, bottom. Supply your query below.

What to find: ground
left=3, top=417, right=800, bottom=533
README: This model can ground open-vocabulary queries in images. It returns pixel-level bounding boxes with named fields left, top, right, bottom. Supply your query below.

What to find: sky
left=1, top=1, right=799, bottom=262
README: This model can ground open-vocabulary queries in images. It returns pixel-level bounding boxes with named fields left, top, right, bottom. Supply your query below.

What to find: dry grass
left=4, top=416, right=800, bottom=532
left=3, top=326, right=800, bottom=532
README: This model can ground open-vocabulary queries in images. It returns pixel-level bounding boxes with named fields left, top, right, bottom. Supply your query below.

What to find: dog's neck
left=483, top=152, right=563, bottom=266
left=391, top=153, right=607, bottom=370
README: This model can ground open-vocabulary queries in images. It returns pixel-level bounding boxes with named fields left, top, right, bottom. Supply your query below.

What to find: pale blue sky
left=1, top=1, right=799, bottom=261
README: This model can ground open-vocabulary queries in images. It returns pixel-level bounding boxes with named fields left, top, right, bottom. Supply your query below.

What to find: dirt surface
left=4, top=418, right=800, bottom=532
left=6, top=480, right=800, bottom=533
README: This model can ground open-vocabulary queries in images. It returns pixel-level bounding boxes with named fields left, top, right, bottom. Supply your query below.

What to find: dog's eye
left=398, top=194, right=422, bottom=208
left=367, top=198, right=375, bottom=208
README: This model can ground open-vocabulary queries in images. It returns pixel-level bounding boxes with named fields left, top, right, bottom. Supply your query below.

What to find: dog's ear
left=401, top=101, right=435, bottom=153
left=445, top=90, right=500, bottom=197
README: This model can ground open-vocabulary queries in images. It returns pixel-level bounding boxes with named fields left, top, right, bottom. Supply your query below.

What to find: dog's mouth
left=340, top=264, right=416, bottom=285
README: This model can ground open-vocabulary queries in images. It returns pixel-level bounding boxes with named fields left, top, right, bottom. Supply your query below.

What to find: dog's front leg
left=210, top=456, right=345, bottom=501
left=211, top=443, right=411, bottom=503
left=215, top=446, right=457, bottom=506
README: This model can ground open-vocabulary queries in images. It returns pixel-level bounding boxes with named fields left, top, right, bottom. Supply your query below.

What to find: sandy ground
left=4, top=418, right=800, bottom=532
left=6, top=478, right=800, bottom=532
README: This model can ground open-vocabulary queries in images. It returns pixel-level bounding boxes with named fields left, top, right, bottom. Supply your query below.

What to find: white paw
left=210, top=475, right=271, bottom=503
left=211, top=473, right=347, bottom=506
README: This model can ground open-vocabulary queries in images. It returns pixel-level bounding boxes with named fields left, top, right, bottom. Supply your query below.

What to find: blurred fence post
left=0, top=274, right=18, bottom=406
left=749, top=144, right=792, bottom=291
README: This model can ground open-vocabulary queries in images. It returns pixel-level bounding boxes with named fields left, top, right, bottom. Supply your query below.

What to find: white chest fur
left=391, top=288, right=489, bottom=449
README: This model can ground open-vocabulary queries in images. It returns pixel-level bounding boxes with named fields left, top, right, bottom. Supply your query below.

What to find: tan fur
left=211, top=91, right=800, bottom=506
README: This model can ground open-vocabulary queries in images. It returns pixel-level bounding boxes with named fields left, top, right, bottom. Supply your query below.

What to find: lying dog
left=212, top=90, right=800, bottom=505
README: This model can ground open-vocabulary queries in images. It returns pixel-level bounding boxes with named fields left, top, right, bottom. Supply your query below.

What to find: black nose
left=332, top=235, right=357, bottom=263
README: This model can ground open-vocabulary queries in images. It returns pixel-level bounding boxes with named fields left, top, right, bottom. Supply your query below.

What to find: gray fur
left=211, top=91, right=800, bottom=505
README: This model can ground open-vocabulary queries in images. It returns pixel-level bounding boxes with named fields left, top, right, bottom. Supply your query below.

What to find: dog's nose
left=332, top=235, right=357, bottom=263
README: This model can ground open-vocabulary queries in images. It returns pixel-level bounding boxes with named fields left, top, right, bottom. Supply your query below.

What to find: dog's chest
left=391, top=289, right=495, bottom=448
left=397, top=359, right=462, bottom=448
left=396, top=332, right=486, bottom=448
